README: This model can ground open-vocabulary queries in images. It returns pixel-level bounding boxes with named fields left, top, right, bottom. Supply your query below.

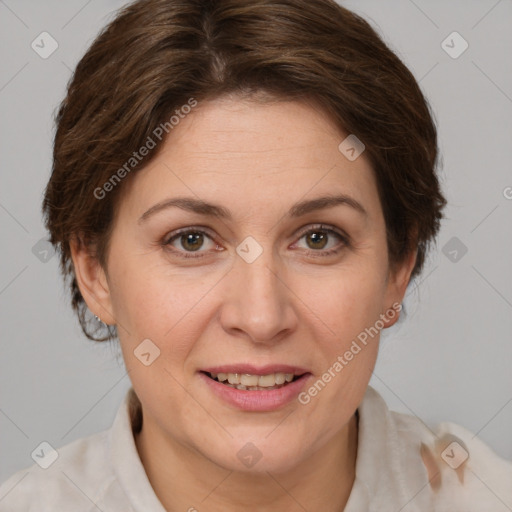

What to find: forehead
left=117, top=97, right=381, bottom=222
left=163, top=97, right=352, bottom=168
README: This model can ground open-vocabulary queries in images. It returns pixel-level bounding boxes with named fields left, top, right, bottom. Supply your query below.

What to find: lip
left=198, top=369, right=312, bottom=412
left=201, top=364, right=310, bottom=376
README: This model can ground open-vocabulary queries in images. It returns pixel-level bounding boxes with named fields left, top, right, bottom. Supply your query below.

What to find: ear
left=69, top=236, right=116, bottom=325
left=382, top=247, right=417, bottom=328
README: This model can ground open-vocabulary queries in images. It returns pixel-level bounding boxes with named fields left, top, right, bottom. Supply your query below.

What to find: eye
left=163, top=227, right=220, bottom=259
left=293, top=224, right=349, bottom=257
left=162, top=224, right=349, bottom=260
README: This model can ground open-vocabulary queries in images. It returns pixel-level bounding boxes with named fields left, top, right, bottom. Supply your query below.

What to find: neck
left=135, top=411, right=359, bottom=512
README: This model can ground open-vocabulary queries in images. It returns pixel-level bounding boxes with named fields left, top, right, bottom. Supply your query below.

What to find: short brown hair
left=43, top=0, right=446, bottom=342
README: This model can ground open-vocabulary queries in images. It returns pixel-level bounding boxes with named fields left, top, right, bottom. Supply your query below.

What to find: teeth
left=210, top=372, right=297, bottom=388
left=240, top=374, right=259, bottom=386
left=257, top=374, right=276, bottom=387
left=275, top=373, right=286, bottom=385
left=227, top=373, right=240, bottom=385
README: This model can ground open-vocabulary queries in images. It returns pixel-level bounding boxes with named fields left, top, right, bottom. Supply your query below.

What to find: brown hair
left=43, top=0, right=446, bottom=342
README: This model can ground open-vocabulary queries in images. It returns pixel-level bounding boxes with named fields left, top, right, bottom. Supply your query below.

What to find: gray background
left=1, top=0, right=511, bottom=485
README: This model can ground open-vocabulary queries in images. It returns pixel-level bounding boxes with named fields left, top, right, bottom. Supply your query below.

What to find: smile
left=199, top=366, right=312, bottom=411
left=205, top=371, right=300, bottom=391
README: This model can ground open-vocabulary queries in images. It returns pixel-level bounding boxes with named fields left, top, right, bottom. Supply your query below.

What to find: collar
left=344, top=385, right=430, bottom=511
left=108, top=388, right=167, bottom=512
left=344, top=385, right=407, bottom=510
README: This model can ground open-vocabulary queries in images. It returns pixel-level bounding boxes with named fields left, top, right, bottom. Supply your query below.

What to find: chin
left=201, top=435, right=307, bottom=475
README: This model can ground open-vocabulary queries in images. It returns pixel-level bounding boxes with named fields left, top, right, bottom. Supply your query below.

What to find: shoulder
left=0, top=428, right=130, bottom=511
left=389, top=401, right=512, bottom=510
left=353, top=386, right=512, bottom=511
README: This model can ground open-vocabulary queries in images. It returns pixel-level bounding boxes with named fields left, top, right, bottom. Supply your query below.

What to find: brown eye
left=305, top=231, right=329, bottom=250
left=163, top=228, right=218, bottom=259
left=179, top=232, right=205, bottom=252
left=295, top=225, right=349, bottom=256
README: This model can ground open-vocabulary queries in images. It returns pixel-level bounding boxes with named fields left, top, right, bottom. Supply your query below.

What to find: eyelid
left=163, top=225, right=217, bottom=244
left=162, top=223, right=349, bottom=258
left=162, top=225, right=222, bottom=259
left=294, top=223, right=349, bottom=242
left=290, top=223, right=350, bottom=255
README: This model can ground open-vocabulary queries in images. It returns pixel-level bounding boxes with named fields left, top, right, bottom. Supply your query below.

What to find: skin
left=71, top=96, right=416, bottom=511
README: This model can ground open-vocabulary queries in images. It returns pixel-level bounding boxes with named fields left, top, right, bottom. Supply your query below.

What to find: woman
left=0, top=0, right=510, bottom=510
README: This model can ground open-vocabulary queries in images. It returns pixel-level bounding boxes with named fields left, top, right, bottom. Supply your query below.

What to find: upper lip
left=201, top=364, right=310, bottom=376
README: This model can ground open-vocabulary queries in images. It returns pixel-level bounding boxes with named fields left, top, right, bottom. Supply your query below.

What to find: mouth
left=202, top=371, right=303, bottom=391
left=198, top=366, right=312, bottom=411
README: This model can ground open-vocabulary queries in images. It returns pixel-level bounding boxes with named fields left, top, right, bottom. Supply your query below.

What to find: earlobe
left=69, top=236, right=116, bottom=325
left=381, top=301, right=403, bottom=329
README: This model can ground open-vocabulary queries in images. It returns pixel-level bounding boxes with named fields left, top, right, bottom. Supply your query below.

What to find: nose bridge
left=221, top=236, right=295, bottom=343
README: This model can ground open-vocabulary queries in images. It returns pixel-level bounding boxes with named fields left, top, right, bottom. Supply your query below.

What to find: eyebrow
left=138, top=194, right=367, bottom=224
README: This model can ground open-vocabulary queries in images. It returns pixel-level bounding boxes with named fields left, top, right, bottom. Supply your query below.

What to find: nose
left=219, top=244, right=298, bottom=345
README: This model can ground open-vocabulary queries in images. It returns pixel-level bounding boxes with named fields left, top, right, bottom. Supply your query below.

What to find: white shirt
left=1, top=385, right=511, bottom=511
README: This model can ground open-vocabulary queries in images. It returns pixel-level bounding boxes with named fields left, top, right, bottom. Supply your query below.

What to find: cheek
left=107, top=254, right=218, bottom=355
left=108, top=259, right=206, bottom=419
left=300, top=263, right=388, bottom=344
left=297, top=266, right=387, bottom=412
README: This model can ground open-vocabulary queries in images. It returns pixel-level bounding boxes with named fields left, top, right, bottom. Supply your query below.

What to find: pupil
left=308, top=231, right=327, bottom=249
left=183, top=233, right=203, bottom=251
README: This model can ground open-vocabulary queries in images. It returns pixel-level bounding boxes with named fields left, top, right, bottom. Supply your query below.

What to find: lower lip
left=199, top=372, right=312, bottom=412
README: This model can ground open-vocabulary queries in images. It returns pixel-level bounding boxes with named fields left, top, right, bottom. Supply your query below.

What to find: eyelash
left=162, top=224, right=349, bottom=260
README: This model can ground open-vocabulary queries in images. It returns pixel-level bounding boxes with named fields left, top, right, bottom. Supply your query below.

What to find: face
left=72, top=96, right=414, bottom=474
